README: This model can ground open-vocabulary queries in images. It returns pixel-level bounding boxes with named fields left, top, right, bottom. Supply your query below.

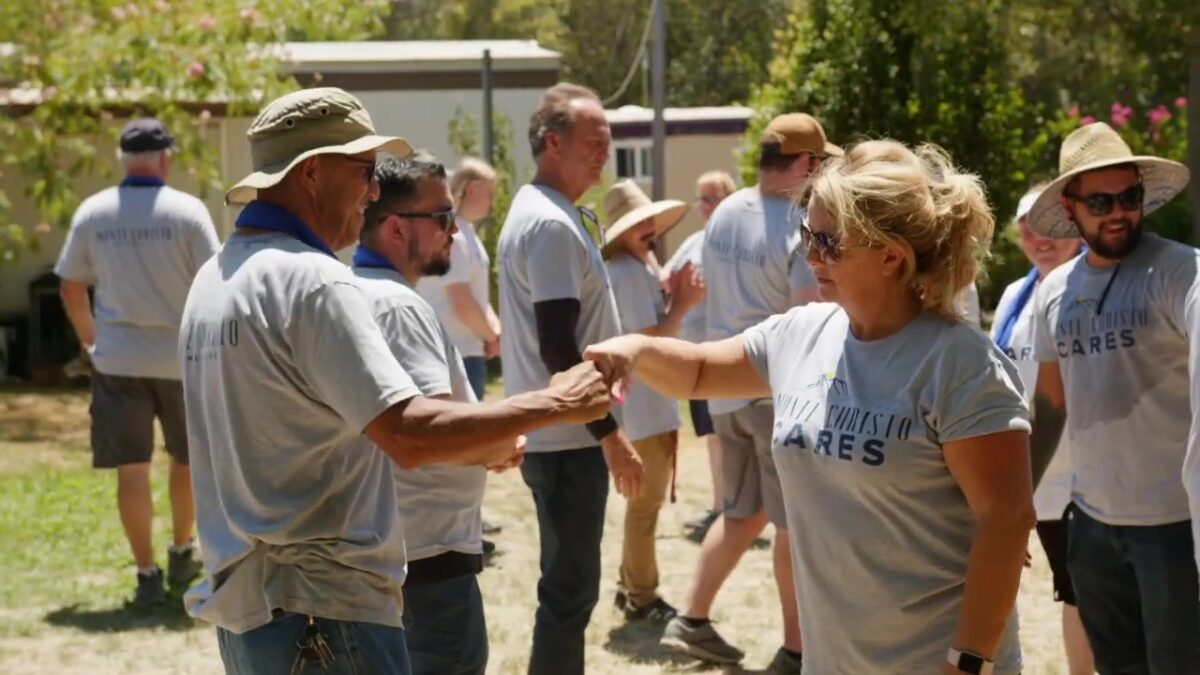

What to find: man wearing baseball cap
left=56, top=117, right=220, bottom=608
left=660, top=113, right=839, bottom=672
left=1027, top=122, right=1200, bottom=673
left=179, top=87, right=612, bottom=673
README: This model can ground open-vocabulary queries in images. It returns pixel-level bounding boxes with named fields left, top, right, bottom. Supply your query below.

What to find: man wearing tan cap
left=660, top=112, right=839, bottom=672
left=178, top=87, right=612, bottom=673
left=1026, top=121, right=1200, bottom=673
left=601, top=180, right=706, bottom=625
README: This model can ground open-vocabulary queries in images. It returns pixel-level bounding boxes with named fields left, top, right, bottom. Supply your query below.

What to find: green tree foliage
left=0, top=0, right=391, bottom=262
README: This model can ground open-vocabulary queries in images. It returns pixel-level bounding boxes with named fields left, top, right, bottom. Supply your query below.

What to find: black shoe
left=683, top=509, right=720, bottom=543
left=624, top=597, right=678, bottom=624
left=482, top=539, right=497, bottom=556
left=167, top=546, right=203, bottom=589
left=481, top=518, right=503, bottom=535
left=128, top=568, right=166, bottom=608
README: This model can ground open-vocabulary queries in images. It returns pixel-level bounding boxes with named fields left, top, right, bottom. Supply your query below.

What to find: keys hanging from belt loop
left=290, top=615, right=334, bottom=674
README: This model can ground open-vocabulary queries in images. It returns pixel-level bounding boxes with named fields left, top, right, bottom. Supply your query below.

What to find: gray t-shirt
left=665, top=229, right=707, bottom=343
left=353, top=265, right=486, bottom=561
left=606, top=254, right=681, bottom=441
left=497, top=184, right=621, bottom=452
left=703, top=187, right=817, bottom=415
left=54, top=184, right=220, bottom=379
left=992, top=277, right=1073, bottom=521
left=744, top=303, right=1028, bottom=674
left=179, top=232, right=421, bottom=633
left=1034, top=233, right=1200, bottom=526
left=415, top=218, right=491, bottom=358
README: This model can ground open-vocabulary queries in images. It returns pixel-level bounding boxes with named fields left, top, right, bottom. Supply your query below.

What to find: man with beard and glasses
left=351, top=156, right=516, bottom=675
left=1027, top=122, right=1200, bottom=674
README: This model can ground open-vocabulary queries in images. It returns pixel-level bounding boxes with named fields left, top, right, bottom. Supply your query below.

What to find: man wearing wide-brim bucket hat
left=179, top=87, right=614, bottom=673
left=600, top=179, right=705, bottom=625
left=1025, top=120, right=1200, bottom=674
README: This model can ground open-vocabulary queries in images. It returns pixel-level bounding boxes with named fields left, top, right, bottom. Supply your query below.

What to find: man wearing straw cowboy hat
left=601, top=179, right=706, bottom=624
left=1027, top=121, right=1200, bottom=673
left=179, top=86, right=612, bottom=673
left=660, top=112, right=838, bottom=672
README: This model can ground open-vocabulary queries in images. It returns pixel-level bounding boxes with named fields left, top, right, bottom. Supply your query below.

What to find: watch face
left=958, top=652, right=986, bottom=674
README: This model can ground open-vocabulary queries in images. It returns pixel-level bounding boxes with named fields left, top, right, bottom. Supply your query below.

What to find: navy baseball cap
left=119, top=118, right=174, bottom=153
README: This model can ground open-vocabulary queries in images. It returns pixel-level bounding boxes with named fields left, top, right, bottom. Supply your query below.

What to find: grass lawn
left=0, top=385, right=1071, bottom=673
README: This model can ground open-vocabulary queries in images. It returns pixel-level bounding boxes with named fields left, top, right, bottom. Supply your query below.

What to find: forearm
left=1029, top=393, right=1066, bottom=489
left=59, top=285, right=95, bottom=347
left=637, top=307, right=685, bottom=339
left=448, top=286, right=498, bottom=341
left=952, top=513, right=1032, bottom=660
left=629, top=335, right=706, bottom=398
left=372, top=392, right=566, bottom=470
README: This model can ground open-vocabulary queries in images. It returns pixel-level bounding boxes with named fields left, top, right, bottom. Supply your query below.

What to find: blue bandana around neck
left=993, top=267, right=1039, bottom=352
left=234, top=201, right=333, bottom=257
left=120, top=176, right=165, bottom=188
left=351, top=245, right=396, bottom=272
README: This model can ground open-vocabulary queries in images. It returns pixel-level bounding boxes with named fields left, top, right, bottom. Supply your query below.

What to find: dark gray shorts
left=713, top=399, right=786, bottom=527
left=90, top=372, right=188, bottom=468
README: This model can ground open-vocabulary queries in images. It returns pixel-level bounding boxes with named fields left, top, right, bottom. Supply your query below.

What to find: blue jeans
left=520, top=447, right=609, bottom=675
left=217, top=612, right=410, bottom=674
left=1066, top=505, right=1200, bottom=674
left=402, top=574, right=487, bottom=675
left=462, top=356, right=487, bottom=401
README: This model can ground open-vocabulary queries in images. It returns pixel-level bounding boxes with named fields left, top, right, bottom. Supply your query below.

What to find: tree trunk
left=1189, top=29, right=1200, bottom=242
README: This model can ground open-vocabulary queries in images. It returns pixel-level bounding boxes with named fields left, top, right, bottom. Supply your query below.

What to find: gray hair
left=528, top=82, right=600, bottom=158
left=117, top=149, right=169, bottom=170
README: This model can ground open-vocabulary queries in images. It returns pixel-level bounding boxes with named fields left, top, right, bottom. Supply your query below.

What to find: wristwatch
left=947, top=648, right=994, bottom=674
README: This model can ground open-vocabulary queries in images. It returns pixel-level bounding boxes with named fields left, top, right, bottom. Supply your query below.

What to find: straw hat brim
left=602, top=200, right=690, bottom=257
left=225, top=135, right=413, bottom=205
left=1027, top=155, right=1189, bottom=239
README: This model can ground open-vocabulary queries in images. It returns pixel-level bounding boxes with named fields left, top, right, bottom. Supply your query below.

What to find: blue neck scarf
left=994, top=267, right=1039, bottom=352
left=351, top=245, right=396, bottom=271
left=120, top=176, right=165, bottom=188
left=235, top=201, right=333, bottom=257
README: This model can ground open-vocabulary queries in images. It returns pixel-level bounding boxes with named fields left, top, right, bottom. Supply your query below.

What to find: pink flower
left=197, top=14, right=215, bottom=31
left=1068, top=105, right=1080, bottom=118
left=155, top=0, right=170, bottom=12
left=1109, top=101, right=1133, bottom=127
left=1147, top=104, right=1172, bottom=127
left=41, top=85, right=57, bottom=99
left=239, top=8, right=259, bottom=22
left=198, top=109, right=212, bottom=123
left=186, top=61, right=205, bottom=78
left=110, top=6, right=126, bottom=20
left=1177, top=96, right=1188, bottom=109
left=1080, top=116, right=1096, bottom=125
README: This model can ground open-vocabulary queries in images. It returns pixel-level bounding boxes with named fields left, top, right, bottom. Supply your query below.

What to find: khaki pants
left=619, top=430, right=676, bottom=608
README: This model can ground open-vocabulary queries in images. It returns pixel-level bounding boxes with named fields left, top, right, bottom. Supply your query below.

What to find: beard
left=1081, top=217, right=1142, bottom=260
left=423, top=259, right=451, bottom=277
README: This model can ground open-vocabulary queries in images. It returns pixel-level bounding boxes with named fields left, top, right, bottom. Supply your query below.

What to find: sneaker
left=482, top=539, right=497, bottom=556
left=766, top=647, right=803, bottom=674
left=660, top=616, right=744, bottom=664
left=128, top=568, right=166, bottom=608
left=167, top=546, right=203, bottom=589
left=481, top=518, right=503, bottom=535
left=624, top=597, right=677, bottom=624
left=683, top=510, right=720, bottom=544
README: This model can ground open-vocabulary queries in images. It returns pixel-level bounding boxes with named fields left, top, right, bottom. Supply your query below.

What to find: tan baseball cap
left=760, top=113, right=843, bottom=158
left=225, top=87, right=413, bottom=204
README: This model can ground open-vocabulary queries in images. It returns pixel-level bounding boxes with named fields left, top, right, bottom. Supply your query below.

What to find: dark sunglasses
left=388, top=209, right=457, bottom=231
left=341, top=155, right=377, bottom=183
left=798, top=220, right=844, bottom=262
left=1065, top=184, right=1144, bottom=217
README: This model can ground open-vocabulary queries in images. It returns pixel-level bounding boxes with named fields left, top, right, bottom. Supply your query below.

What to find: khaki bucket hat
left=1027, top=122, right=1189, bottom=238
left=601, top=180, right=689, bottom=258
left=225, top=87, right=413, bottom=204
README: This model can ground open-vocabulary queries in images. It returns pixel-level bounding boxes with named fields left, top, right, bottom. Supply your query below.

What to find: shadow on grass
left=603, top=620, right=696, bottom=667
left=44, top=595, right=200, bottom=633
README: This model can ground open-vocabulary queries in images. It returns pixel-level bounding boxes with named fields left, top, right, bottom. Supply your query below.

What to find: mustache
left=1100, top=218, right=1134, bottom=230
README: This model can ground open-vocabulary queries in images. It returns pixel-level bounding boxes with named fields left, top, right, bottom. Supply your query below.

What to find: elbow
left=381, top=435, right=429, bottom=471
left=977, top=502, right=1037, bottom=540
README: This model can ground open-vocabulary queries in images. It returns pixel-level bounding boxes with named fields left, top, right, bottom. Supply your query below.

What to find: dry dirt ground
left=0, top=387, right=1070, bottom=674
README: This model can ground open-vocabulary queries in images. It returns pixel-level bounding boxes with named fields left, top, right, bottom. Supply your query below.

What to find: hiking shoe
left=683, top=510, right=720, bottom=544
left=660, top=616, right=744, bottom=664
left=766, top=647, right=803, bottom=674
left=624, top=597, right=677, bottom=624
left=167, top=546, right=203, bottom=589
left=128, top=568, right=166, bottom=608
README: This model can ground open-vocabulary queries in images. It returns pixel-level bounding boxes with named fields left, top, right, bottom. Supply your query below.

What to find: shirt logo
left=806, top=371, right=849, bottom=396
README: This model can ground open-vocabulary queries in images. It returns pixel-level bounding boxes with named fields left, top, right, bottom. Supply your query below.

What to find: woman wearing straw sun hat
left=1025, top=121, right=1200, bottom=674
left=602, top=179, right=706, bottom=624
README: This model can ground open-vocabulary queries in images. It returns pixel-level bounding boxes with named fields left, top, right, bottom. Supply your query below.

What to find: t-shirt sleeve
left=440, top=234, right=474, bottom=285
left=54, top=208, right=96, bottom=284
left=1153, top=246, right=1200, bottom=338
left=1031, top=277, right=1058, bottom=363
left=608, top=260, right=658, bottom=333
left=187, top=206, right=221, bottom=275
left=931, top=337, right=1031, bottom=443
left=526, top=219, right=585, bottom=303
left=742, top=311, right=792, bottom=385
left=290, top=280, right=421, bottom=432
left=375, top=303, right=454, bottom=398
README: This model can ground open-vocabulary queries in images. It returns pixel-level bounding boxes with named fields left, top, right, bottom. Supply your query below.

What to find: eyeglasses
left=1064, top=184, right=1144, bottom=217
left=342, top=155, right=377, bottom=184
left=798, top=220, right=844, bottom=262
left=387, top=209, right=457, bottom=231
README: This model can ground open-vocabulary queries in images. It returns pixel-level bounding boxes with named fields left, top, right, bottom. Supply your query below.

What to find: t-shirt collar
left=120, top=175, right=165, bottom=188
left=235, top=201, right=333, bottom=257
